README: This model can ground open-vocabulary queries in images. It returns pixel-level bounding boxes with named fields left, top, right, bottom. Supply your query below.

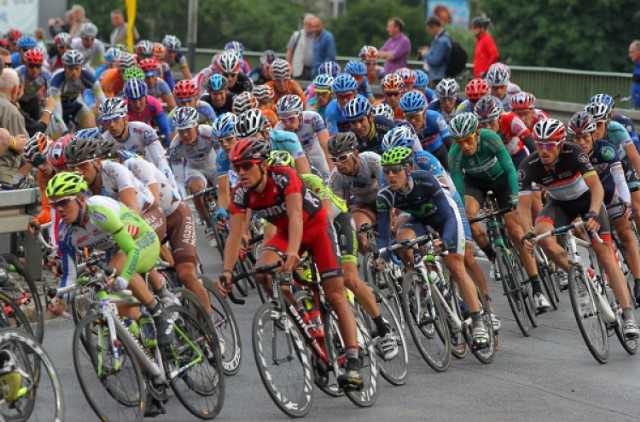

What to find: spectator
left=471, top=16, right=499, bottom=78
left=630, top=40, right=640, bottom=109
left=379, top=17, right=411, bottom=75
left=15, top=74, right=56, bottom=137
left=419, top=17, right=452, bottom=88
left=69, top=5, right=91, bottom=38
left=110, top=9, right=139, bottom=46
left=0, top=68, right=28, bottom=185
left=34, top=29, right=47, bottom=50
left=0, top=48, right=12, bottom=69
left=48, top=12, right=73, bottom=37
left=311, top=17, right=336, bottom=78
left=286, top=14, right=316, bottom=80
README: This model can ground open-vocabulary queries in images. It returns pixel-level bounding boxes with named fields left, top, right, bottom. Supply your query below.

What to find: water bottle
left=138, top=312, right=158, bottom=349
left=123, top=316, right=140, bottom=338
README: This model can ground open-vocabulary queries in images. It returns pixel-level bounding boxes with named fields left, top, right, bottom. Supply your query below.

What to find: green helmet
left=267, top=150, right=294, bottom=168
left=381, top=146, right=413, bottom=167
left=46, top=172, right=88, bottom=198
left=123, top=66, right=145, bottom=81
left=449, top=112, right=479, bottom=139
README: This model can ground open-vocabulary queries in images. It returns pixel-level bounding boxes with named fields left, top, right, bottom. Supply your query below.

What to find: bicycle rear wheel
left=344, top=311, right=380, bottom=408
left=496, top=249, right=532, bottom=336
left=252, top=302, right=314, bottom=418
left=567, top=265, right=609, bottom=363
left=538, top=262, right=559, bottom=310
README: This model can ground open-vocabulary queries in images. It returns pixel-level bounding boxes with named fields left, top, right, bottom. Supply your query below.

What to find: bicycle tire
left=200, top=276, right=242, bottom=376
left=496, top=249, right=532, bottom=336
left=400, top=271, right=451, bottom=372
left=252, top=302, right=314, bottom=418
left=510, top=247, right=538, bottom=326
left=72, top=313, right=145, bottom=422
left=71, top=286, right=97, bottom=325
left=567, top=265, right=609, bottom=363
left=538, top=262, right=559, bottom=310
left=465, top=291, right=497, bottom=364
left=374, top=267, right=405, bottom=332
left=2, top=254, right=44, bottom=343
left=443, top=283, right=468, bottom=360
left=344, top=310, right=380, bottom=408
left=613, top=309, right=638, bottom=355
left=163, top=304, right=225, bottom=420
left=0, top=291, right=35, bottom=339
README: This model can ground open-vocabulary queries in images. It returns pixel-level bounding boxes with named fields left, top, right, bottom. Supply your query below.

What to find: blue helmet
left=17, top=36, right=36, bottom=50
left=207, top=73, right=229, bottom=91
left=588, top=93, right=615, bottom=108
left=399, top=90, right=427, bottom=113
left=332, top=74, right=358, bottom=93
left=212, top=113, right=237, bottom=138
left=317, top=61, right=341, bottom=77
left=123, top=78, right=148, bottom=100
left=105, top=47, right=122, bottom=64
left=224, top=40, right=244, bottom=59
left=414, top=70, right=429, bottom=89
left=343, top=97, right=372, bottom=121
left=313, top=74, right=334, bottom=92
left=345, top=60, right=367, bottom=76
left=74, top=128, right=102, bottom=139
left=382, top=126, right=418, bottom=151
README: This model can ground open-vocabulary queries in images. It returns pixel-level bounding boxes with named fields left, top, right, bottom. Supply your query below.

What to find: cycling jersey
left=306, top=96, right=328, bottom=119
left=49, top=67, right=106, bottom=125
left=300, top=172, right=348, bottom=218
left=201, top=93, right=235, bottom=116
left=356, top=78, right=374, bottom=99
left=248, top=67, right=269, bottom=85
left=125, top=95, right=171, bottom=143
left=94, top=63, right=108, bottom=79
left=325, top=94, right=368, bottom=136
left=70, top=38, right=105, bottom=64
left=605, top=120, right=634, bottom=159
left=16, top=65, right=51, bottom=102
left=169, top=125, right=218, bottom=186
left=455, top=100, right=474, bottom=115
left=427, top=98, right=464, bottom=122
left=586, top=139, right=631, bottom=206
left=329, top=151, right=382, bottom=205
left=167, top=100, right=216, bottom=133
left=215, top=150, right=239, bottom=187
left=415, top=109, right=451, bottom=153
left=264, top=79, right=307, bottom=110
left=498, top=112, right=532, bottom=156
left=147, top=78, right=172, bottom=103
left=372, top=98, right=405, bottom=120
left=167, top=51, right=189, bottom=70
left=98, top=160, right=156, bottom=212
left=229, top=72, right=254, bottom=96
left=353, top=115, right=399, bottom=155
left=100, top=68, right=124, bottom=97
left=123, top=157, right=182, bottom=216
left=269, top=129, right=306, bottom=159
left=274, top=110, right=329, bottom=177
left=10, top=52, right=21, bottom=68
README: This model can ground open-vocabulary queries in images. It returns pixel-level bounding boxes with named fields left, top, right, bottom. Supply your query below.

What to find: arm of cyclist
left=118, top=187, right=140, bottom=214
left=316, top=128, right=335, bottom=172
left=584, top=173, right=604, bottom=233
left=611, top=162, right=632, bottom=205
left=219, top=213, right=245, bottom=294
left=154, top=111, right=172, bottom=146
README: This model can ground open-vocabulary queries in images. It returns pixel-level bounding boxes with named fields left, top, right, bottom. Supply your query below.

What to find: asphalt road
left=38, top=226, right=640, bottom=421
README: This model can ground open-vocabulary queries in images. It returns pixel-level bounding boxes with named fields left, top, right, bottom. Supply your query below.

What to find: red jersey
left=499, top=112, right=531, bottom=155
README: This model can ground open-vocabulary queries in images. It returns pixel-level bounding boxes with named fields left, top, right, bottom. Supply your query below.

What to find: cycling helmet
left=268, top=150, right=295, bottom=168
left=64, top=137, right=101, bottom=165
left=327, top=132, right=358, bottom=155
left=276, top=94, right=304, bottom=117
left=139, top=58, right=158, bottom=75
left=233, top=91, right=257, bottom=114
left=372, top=103, right=394, bottom=120
left=74, top=128, right=102, bottom=139
left=135, top=40, right=154, bottom=58
left=331, top=74, right=358, bottom=93
left=215, top=50, right=241, bottom=74
left=435, top=78, right=460, bottom=99
left=17, top=36, right=36, bottom=50
left=98, top=138, right=120, bottom=160
left=381, top=146, right=413, bottom=167
left=46, top=171, right=88, bottom=198
left=568, top=111, right=597, bottom=136
left=235, top=109, right=270, bottom=137
left=123, top=66, right=145, bottom=81
left=399, top=90, right=427, bottom=113
left=253, top=84, right=274, bottom=101
left=584, top=102, right=611, bottom=122
left=270, top=58, right=292, bottom=79
left=207, top=73, right=228, bottom=92
left=162, top=34, right=182, bottom=51
left=229, top=138, right=271, bottom=162
left=414, top=70, right=429, bottom=89
left=79, top=23, right=98, bottom=38
left=465, top=78, right=489, bottom=101
left=117, top=52, right=135, bottom=70
left=474, top=95, right=503, bottom=123
left=123, top=77, right=148, bottom=100
left=23, top=49, right=44, bottom=66
left=395, top=67, right=416, bottom=85
left=510, top=91, right=537, bottom=111
left=471, top=16, right=491, bottom=28
left=115, top=43, right=129, bottom=52
left=61, top=49, right=84, bottom=66
left=486, top=63, right=510, bottom=87
left=152, top=43, right=166, bottom=60
left=99, top=97, right=128, bottom=119
left=260, top=49, right=278, bottom=68
left=54, top=32, right=71, bottom=48
left=48, top=135, right=72, bottom=167
left=7, top=29, right=22, bottom=42
left=23, top=132, right=52, bottom=163
left=225, top=41, right=244, bottom=59
left=449, top=113, right=479, bottom=139
left=345, top=60, right=367, bottom=76
left=212, top=113, right=237, bottom=138
left=172, top=106, right=199, bottom=130
left=358, top=45, right=379, bottom=63
left=313, top=74, right=334, bottom=92
left=317, top=61, right=341, bottom=77
left=381, top=73, right=404, bottom=93
left=382, top=126, right=418, bottom=151
left=105, top=47, right=122, bottom=64
left=343, top=97, right=372, bottom=121
left=588, top=93, right=615, bottom=108
left=174, top=79, right=198, bottom=101
left=532, top=118, right=566, bottom=141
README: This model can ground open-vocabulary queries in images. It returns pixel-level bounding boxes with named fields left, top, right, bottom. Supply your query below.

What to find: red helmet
left=139, top=58, right=159, bottom=73
left=48, top=134, right=74, bottom=167
left=395, top=67, right=416, bottom=85
left=465, top=78, right=489, bottom=101
left=7, top=29, right=22, bottom=42
left=173, top=79, right=198, bottom=100
left=152, top=43, right=166, bottom=60
left=510, top=92, right=536, bottom=111
left=23, top=49, right=44, bottom=66
left=229, top=138, right=271, bottom=163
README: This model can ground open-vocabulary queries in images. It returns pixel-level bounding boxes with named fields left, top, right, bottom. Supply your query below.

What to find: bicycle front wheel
left=2, top=254, right=44, bottom=343
left=567, top=265, right=609, bottom=363
left=497, top=249, right=532, bottom=336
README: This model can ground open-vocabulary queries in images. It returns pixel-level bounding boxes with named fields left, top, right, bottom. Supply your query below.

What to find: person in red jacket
left=471, top=16, right=499, bottom=79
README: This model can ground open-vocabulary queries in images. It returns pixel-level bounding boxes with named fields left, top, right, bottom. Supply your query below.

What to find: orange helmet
left=381, top=73, right=404, bottom=93
left=152, top=42, right=166, bottom=60
left=358, top=45, right=379, bottom=63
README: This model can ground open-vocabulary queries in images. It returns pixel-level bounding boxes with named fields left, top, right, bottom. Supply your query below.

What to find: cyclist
left=100, top=52, right=135, bottom=97
left=162, top=34, right=192, bottom=80
left=95, top=47, right=121, bottom=79
left=413, top=69, right=437, bottom=103
left=373, top=73, right=406, bottom=120
left=219, top=138, right=364, bottom=389
left=485, top=63, right=521, bottom=111
left=518, top=119, right=639, bottom=337
left=122, top=78, right=171, bottom=145
left=377, top=145, right=490, bottom=346
left=456, top=78, right=489, bottom=114
left=305, top=61, right=340, bottom=101
left=212, top=113, right=239, bottom=220
left=254, top=84, right=276, bottom=113
left=16, top=49, right=51, bottom=121
left=428, top=78, right=463, bottom=122
left=139, top=58, right=176, bottom=111
left=305, top=74, right=334, bottom=119
left=201, top=74, right=235, bottom=116
left=588, top=93, right=640, bottom=152
left=448, top=113, right=550, bottom=312
left=12, top=36, right=37, bottom=68
left=358, top=45, right=384, bottom=83
left=268, top=150, right=399, bottom=360
left=49, top=49, right=106, bottom=130
left=324, top=74, right=366, bottom=136
left=236, top=89, right=278, bottom=127
left=394, top=67, right=416, bottom=96
left=69, top=23, right=105, bottom=68
left=23, top=132, right=55, bottom=235
left=509, top=92, right=548, bottom=131
left=345, top=60, right=375, bottom=103
left=169, top=79, right=216, bottom=137
left=224, top=40, right=251, bottom=74
left=399, top=90, right=451, bottom=168
left=264, top=58, right=307, bottom=109
left=48, top=32, right=72, bottom=73
left=274, top=94, right=332, bottom=178
left=248, top=49, right=277, bottom=85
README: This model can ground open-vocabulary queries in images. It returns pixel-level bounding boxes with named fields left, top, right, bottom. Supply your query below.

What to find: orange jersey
left=261, top=108, right=279, bottom=129
left=34, top=171, right=53, bottom=225
left=101, top=68, right=125, bottom=98
left=373, top=98, right=404, bottom=119
left=265, top=79, right=307, bottom=110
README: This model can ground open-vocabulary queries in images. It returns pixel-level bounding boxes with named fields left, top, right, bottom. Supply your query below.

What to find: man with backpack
left=420, top=17, right=452, bottom=88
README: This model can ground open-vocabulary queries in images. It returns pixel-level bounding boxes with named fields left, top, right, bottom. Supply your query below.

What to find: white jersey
left=328, top=151, right=382, bottom=205
left=99, top=161, right=155, bottom=213
left=123, top=157, right=182, bottom=216
left=169, top=125, right=217, bottom=185
left=70, top=37, right=106, bottom=64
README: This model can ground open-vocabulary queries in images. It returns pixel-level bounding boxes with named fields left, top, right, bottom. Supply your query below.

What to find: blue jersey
left=95, top=64, right=108, bottom=79
left=357, top=78, right=374, bottom=99
left=269, top=129, right=306, bottom=159
left=16, top=65, right=51, bottom=101
left=416, top=109, right=451, bottom=152
left=325, top=94, right=368, bottom=136
left=354, top=115, right=397, bottom=154
left=11, top=52, right=21, bottom=68
left=306, top=96, right=328, bottom=119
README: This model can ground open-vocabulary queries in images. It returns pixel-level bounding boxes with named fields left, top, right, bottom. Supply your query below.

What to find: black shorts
left=535, top=192, right=610, bottom=236
left=464, top=174, right=512, bottom=210
left=333, top=211, right=358, bottom=264
left=621, top=156, right=640, bottom=192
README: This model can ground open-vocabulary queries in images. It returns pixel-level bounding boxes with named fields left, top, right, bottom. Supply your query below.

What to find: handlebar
left=534, top=220, right=603, bottom=244
left=468, top=206, right=513, bottom=224
left=182, top=186, right=217, bottom=202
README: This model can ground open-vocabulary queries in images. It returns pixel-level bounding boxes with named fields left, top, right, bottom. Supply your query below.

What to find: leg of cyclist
left=465, top=195, right=496, bottom=263
left=76, top=108, right=97, bottom=129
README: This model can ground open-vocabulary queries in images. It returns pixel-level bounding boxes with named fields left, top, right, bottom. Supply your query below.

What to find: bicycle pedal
left=472, top=339, right=490, bottom=350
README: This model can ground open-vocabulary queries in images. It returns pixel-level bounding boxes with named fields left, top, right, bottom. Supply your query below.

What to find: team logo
left=517, top=169, right=526, bottom=181
left=600, top=146, right=616, bottom=161
left=578, top=153, right=589, bottom=163
left=92, top=211, right=107, bottom=223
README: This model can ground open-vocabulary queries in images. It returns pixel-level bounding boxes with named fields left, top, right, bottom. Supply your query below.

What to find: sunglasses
left=337, top=93, right=354, bottom=101
left=234, top=161, right=259, bottom=171
left=27, top=64, right=42, bottom=69
left=279, top=115, right=298, bottom=124
left=382, top=165, right=405, bottom=175
left=51, top=196, right=77, bottom=208
left=330, top=152, right=352, bottom=163
left=455, top=133, right=477, bottom=146
left=224, top=72, right=238, bottom=78
left=31, top=154, right=47, bottom=167
left=536, top=141, right=561, bottom=150
left=176, top=97, right=192, bottom=103
left=218, top=135, right=236, bottom=144
left=404, top=111, right=423, bottom=120
left=384, top=92, right=401, bottom=97
left=102, top=116, right=123, bottom=124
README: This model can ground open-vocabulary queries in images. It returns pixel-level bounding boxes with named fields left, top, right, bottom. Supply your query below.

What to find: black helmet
left=471, top=16, right=491, bottom=28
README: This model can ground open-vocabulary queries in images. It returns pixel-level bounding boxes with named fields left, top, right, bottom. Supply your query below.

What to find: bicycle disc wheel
left=497, top=249, right=532, bottom=336
left=400, top=271, right=451, bottom=372
left=200, top=276, right=242, bottom=376
left=2, top=254, right=44, bottom=343
left=73, top=314, right=145, bottom=422
left=164, top=305, right=225, bottom=420
left=252, top=302, right=314, bottom=418
left=567, top=265, right=609, bottom=363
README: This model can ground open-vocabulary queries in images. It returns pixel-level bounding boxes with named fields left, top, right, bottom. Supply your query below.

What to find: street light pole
left=187, top=0, right=199, bottom=72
